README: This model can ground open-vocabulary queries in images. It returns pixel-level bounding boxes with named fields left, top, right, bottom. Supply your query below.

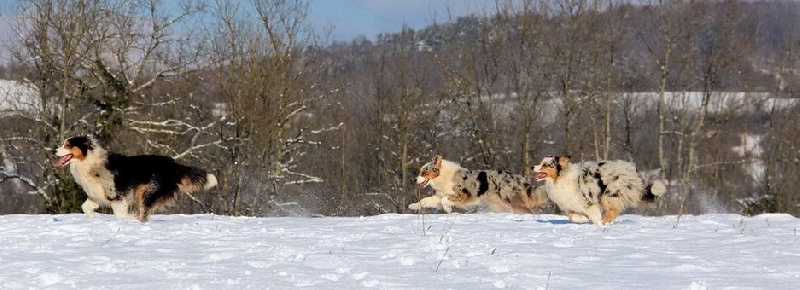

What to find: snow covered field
left=1, top=213, right=798, bottom=289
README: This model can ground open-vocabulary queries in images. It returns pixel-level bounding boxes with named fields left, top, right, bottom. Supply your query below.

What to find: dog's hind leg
left=447, top=185, right=470, bottom=203
left=81, top=199, right=99, bottom=218
left=509, top=195, right=533, bottom=214
left=600, top=196, right=621, bottom=225
left=584, top=205, right=604, bottom=226
left=134, top=185, right=152, bottom=222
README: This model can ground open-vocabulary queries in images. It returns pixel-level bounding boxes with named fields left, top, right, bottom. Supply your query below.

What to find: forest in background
left=0, top=0, right=798, bottom=217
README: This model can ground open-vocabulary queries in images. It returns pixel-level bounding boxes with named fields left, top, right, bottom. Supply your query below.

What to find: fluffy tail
left=642, top=180, right=666, bottom=202
left=204, top=174, right=218, bottom=190
left=179, top=167, right=218, bottom=192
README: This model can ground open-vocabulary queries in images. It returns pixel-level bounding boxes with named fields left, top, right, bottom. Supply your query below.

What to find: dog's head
left=415, top=155, right=443, bottom=188
left=53, top=136, right=95, bottom=168
left=532, top=155, right=570, bottom=182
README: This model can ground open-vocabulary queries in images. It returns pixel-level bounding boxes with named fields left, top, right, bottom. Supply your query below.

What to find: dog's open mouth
left=534, top=172, right=547, bottom=180
left=54, top=154, right=73, bottom=168
left=419, top=179, right=430, bottom=188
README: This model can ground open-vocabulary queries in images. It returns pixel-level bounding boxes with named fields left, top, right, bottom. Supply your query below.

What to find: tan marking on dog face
left=539, top=167, right=558, bottom=182
left=532, top=156, right=572, bottom=183
left=69, top=146, right=85, bottom=161
left=62, top=139, right=88, bottom=161
left=532, top=157, right=559, bottom=182
left=419, top=170, right=439, bottom=180
left=416, top=157, right=443, bottom=185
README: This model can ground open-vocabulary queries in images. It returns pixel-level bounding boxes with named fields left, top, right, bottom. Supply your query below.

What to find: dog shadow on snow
left=535, top=219, right=574, bottom=225
left=534, top=218, right=636, bottom=225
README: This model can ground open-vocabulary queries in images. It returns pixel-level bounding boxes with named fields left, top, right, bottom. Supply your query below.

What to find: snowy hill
left=1, top=213, right=798, bottom=289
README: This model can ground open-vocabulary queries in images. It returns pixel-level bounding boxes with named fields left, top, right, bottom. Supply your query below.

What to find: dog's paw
left=568, top=213, right=594, bottom=224
left=441, top=203, right=454, bottom=213
left=408, top=203, right=421, bottom=211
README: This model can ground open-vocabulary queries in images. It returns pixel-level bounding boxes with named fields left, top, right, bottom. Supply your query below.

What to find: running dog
left=409, top=155, right=549, bottom=214
left=532, top=155, right=666, bottom=225
left=53, top=136, right=217, bottom=222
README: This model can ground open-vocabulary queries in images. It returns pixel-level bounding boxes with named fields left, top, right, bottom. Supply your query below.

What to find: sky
left=0, top=0, right=495, bottom=64
left=0, top=0, right=496, bottom=45
left=1, top=212, right=799, bottom=289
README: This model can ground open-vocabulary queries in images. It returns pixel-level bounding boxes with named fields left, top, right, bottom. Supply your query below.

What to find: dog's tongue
left=535, top=172, right=547, bottom=180
left=53, top=155, right=72, bottom=168
left=419, top=179, right=430, bottom=188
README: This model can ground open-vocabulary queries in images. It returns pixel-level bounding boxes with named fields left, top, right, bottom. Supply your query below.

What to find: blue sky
left=0, top=0, right=495, bottom=62
left=0, top=0, right=495, bottom=41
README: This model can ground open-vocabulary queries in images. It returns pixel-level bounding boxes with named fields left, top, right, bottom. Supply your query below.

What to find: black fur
left=107, top=153, right=209, bottom=208
left=66, top=136, right=93, bottom=157
left=477, top=172, right=489, bottom=196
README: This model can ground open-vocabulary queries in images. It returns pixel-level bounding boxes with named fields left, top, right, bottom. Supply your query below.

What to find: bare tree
left=205, top=0, right=340, bottom=216
left=370, top=28, right=442, bottom=213
left=6, top=0, right=211, bottom=213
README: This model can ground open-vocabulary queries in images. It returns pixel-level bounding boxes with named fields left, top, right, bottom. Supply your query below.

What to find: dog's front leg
left=409, top=196, right=443, bottom=211
left=440, top=196, right=455, bottom=213
left=111, top=200, right=135, bottom=219
left=105, top=186, right=117, bottom=199
left=81, top=199, right=99, bottom=218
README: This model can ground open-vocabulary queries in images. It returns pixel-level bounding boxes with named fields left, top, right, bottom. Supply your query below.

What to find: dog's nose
left=49, top=148, right=57, bottom=155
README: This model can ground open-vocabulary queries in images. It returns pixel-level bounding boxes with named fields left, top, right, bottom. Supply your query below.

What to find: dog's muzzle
left=53, top=147, right=73, bottom=168
left=416, top=176, right=430, bottom=188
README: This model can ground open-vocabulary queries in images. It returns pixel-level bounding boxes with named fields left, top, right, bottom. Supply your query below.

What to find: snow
left=0, top=79, right=39, bottom=116
left=622, top=91, right=797, bottom=113
left=1, top=213, right=798, bottom=289
left=733, top=134, right=765, bottom=182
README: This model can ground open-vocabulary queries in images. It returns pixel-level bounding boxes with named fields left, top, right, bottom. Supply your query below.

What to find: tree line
left=1, top=0, right=798, bottom=217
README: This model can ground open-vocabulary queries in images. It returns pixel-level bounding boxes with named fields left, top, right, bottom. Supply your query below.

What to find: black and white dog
left=532, top=156, right=665, bottom=225
left=54, top=136, right=217, bottom=222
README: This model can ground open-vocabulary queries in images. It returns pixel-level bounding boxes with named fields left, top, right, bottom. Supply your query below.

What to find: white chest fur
left=69, top=158, right=115, bottom=205
left=544, top=169, right=589, bottom=212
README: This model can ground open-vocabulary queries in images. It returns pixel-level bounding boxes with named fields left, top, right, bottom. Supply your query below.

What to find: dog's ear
left=557, top=155, right=571, bottom=168
left=84, top=136, right=94, bottom=150
left=434, top=155, right=443, bottom=167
